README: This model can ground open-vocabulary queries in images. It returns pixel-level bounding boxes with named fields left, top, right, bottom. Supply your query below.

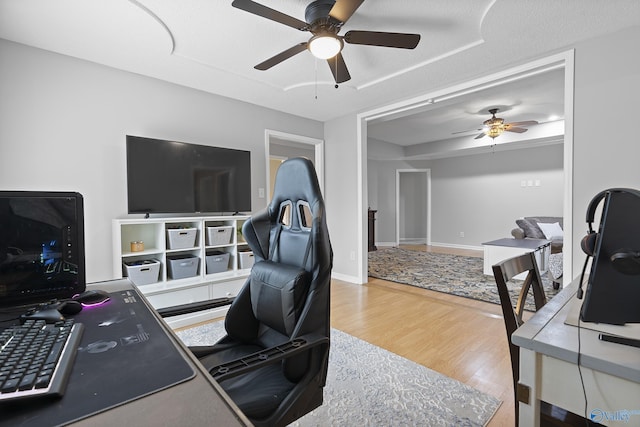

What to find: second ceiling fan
left=231, top=0, right=421, bottom=84
left=475, top=108, right=539, bottom=139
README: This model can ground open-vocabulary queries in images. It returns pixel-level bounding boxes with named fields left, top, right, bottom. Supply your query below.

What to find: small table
left=482, top=238, right=551, bottom=278
left=512, top=279, right=640, bottom=426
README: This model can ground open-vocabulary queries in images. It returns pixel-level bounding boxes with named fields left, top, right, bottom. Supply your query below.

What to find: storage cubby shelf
left=112, top=215, right=252, bottom=328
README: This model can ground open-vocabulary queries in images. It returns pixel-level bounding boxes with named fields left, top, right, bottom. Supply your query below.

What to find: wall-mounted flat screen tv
left=126, top=136, right=252, bottom=215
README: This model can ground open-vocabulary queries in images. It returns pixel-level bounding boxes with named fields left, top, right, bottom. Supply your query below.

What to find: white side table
left=482, top=238, right=551, bottom=279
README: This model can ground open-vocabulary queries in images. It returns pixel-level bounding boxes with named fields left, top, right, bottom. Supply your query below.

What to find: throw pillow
left=516, top=219, right=545, bottom=239
left=538, top=222, right=563, bottom=240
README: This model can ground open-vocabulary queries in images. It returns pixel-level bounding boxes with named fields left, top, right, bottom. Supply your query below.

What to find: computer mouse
left=57, top=300, right=83, bottom=315
left=73, top=289, right=111, bottom=305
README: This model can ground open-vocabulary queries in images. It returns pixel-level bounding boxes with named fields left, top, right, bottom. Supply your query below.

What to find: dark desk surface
left=75, top=279, right=250, bottom=427
left=2, top=279, right=250, bottom=427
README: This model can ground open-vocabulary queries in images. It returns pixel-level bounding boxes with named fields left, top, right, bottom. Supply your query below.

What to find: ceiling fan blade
left=329, top=0, right=365, bottom=24
left=507, top=120, right=538, bottom=127
left=232, top=0, right=308, bottom=31
left=452, top=128, right=482, bottom=135
left=474, top=132, right=486, bottom=140
left=254, top=43, right=308, bottom=70
left=344, top=31, right=420, bottom=49
left=505, top=127, right=529, bottom=134
left=327, top=53, right=351, bottom=83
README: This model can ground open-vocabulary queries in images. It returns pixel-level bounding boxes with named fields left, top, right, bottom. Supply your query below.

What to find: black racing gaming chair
left=187, top=157, right=332, bottom=426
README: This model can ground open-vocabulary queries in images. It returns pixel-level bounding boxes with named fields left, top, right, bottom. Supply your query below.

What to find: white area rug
left=176, top=322, right=501, bottom=426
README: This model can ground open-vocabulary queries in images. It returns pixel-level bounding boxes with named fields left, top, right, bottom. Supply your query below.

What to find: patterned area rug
left=176, top=322, right=501, bottom=426
left=368, top=247, right=560, bottom=310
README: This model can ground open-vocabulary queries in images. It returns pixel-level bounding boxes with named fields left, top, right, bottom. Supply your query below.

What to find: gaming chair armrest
left=209, top=333, right=330, bottom=383
left=156, top=297, right=235, bottom=318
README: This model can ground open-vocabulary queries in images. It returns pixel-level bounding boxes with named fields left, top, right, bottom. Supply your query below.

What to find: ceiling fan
left=231, top=0, right=421, bottom=84
left=474, top=108, right=538, bottom=139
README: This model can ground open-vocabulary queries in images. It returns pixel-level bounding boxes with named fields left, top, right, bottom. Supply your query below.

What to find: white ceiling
left=367, top=66, right=566, bottom=146
left=1, top=0, right=639, bottom=147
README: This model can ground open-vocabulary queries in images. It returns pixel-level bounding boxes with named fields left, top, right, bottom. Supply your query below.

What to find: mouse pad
left=2, top=288, right=196, bottom=426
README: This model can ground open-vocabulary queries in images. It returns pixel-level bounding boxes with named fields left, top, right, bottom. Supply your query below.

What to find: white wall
left=324, top=114, right=360, bottom=283
left=2, top=25, right=637, bottom=285
left=0, top=39, right=323, bottom=283
left=571, top=25, right=640, bottom=271
left=328, top=26, right=640, bottom=282
left=428, top=144, right=563, bottom=246
left=368, top=143, right=564, bottom=247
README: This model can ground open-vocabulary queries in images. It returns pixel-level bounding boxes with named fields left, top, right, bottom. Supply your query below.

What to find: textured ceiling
left=1, top=0, right=639, bottom=146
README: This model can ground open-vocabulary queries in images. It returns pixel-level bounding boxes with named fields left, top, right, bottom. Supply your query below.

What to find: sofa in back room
left=511, top=216, right=564, bottom=284
left=511, top=216, right=563, bottom=254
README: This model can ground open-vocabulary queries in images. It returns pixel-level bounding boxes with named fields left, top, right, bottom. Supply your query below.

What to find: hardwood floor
left=330, top=244, right=515, bottom=426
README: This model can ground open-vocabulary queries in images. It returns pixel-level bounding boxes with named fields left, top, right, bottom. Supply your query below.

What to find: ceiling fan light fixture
left=309, top=34, right=343, bottom=59
left=486, top=125, right=504, bottom=139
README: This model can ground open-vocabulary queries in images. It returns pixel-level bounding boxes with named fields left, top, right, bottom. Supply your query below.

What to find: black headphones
left=578, top=188, right=640, bottom=298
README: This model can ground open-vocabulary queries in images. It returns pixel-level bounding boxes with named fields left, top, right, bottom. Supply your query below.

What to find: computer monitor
left=0, top=191, right=86, bottom=308
left=580, top=189, right=640, bottom=325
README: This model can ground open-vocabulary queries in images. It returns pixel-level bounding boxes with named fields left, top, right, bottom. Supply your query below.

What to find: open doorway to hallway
left=265, top=130, right=324, bottom=202
left=396, top=169, right=431, bottom=246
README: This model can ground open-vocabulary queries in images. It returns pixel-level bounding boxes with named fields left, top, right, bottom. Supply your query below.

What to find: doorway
left=396, top=169, right=431, bottom=246
left=265, top=130, right=324, bottom=202
left=356, top=51, right=575, bottom=284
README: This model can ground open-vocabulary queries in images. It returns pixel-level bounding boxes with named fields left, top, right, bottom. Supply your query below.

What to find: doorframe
left=265, top=129, right=325, bottom=202
left=356, top=50, right=575, bottom=284
left=396, top=169, right=431, bottom=246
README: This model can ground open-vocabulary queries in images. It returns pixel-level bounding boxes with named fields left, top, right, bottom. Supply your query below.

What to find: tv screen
left=126, top=136, right=252, bottom=215
left=0, top=191, right=86, bottom=308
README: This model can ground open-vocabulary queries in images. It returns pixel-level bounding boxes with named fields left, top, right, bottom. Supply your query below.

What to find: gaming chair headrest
left=581, top=187, right=640, bottom=275
left=269, top=157, right=323, bottom=219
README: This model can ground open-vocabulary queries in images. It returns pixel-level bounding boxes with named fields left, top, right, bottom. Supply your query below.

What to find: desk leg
left=519, top=348, right=541, bottom=427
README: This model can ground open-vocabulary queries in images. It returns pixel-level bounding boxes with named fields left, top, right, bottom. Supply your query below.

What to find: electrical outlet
left=349, top=250, right=356, bottom=261
left=258, top=188, right=265, bottom=198
left=459, top=232, right=465, bottom=238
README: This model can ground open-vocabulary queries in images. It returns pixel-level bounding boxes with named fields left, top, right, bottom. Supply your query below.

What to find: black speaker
left=581, top=188, right=640, bottom=273
left=579, top=188, right=640, bottom=324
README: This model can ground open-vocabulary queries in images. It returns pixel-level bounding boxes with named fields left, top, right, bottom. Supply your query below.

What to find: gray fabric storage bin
left=167, top=255, right=199, bottom=279
left=206, top=251, right=230, bottom=274
left=123, top=259, right=161, bottom=285
left=206, top=226, right=233, bottom=246
left=238, top=250, right=254, bottom=269
left=166, top=228, right=197, bottom=249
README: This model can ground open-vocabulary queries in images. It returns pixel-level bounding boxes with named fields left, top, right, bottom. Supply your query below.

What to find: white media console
left=112, top=215, right=252, bottom=328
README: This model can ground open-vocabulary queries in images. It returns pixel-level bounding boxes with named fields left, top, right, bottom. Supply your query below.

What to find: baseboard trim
left=331, top=271, right=362, bottom=285
left=375, top=241, right=484, bottom=252
left=376, top=242, right=396, bottom=248
left=429, top=242, right=484, bottom=252
left=399, top=238, right=427, bottom=244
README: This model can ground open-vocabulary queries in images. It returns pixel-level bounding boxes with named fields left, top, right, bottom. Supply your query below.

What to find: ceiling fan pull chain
left=315, top=58, right=318, bottom=99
